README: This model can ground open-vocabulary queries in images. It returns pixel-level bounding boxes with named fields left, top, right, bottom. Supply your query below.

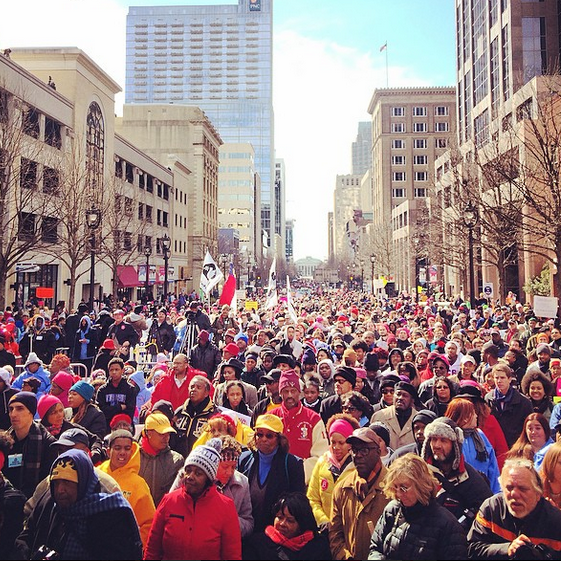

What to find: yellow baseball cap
left=254, top=413, right=283, bottom=434
left=145, top=412, right=176, bottom=434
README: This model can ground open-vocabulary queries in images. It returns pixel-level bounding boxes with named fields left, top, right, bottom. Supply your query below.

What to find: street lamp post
left=413, top=237, right=420, bottom=305
left=85, top=207, right=101, bottom=312
left=161, top=234, right=171, bottom=304
left=144, top=245, right=152, bottom=301
left=462, top=201, right=479, bottom=309
left=246, top=256, right=252, bottom=287
left=370, top=254, right=376, bottom=295
left=360, top=259, right=365, bottom=293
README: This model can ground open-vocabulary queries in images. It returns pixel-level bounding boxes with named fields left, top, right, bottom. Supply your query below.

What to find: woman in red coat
left=144, top=438, right=241, bottom=560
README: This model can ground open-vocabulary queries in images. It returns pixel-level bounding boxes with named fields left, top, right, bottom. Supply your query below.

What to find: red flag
left=380, top=42, right=387, bottom=52
left=219, top=264, right=236, bottom=306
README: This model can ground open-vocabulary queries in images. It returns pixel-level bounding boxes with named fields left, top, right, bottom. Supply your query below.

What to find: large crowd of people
left=0, top=287, right=560, bottom=560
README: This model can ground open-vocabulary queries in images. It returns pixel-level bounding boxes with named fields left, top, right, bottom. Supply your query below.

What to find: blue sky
left=1, top=0, right=456, bottom=261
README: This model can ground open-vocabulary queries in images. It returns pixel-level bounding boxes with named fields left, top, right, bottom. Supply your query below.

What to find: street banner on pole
left=265, top=258, right=277, bottom=310
left=200, top=251, right=223, bottom=296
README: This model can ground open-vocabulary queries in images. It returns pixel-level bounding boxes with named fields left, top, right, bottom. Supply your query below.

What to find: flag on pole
left=380, top=41, right=387, bottom=52
left=286, top=275, right=298, bottom=324
left=200, top=251, right=223, bottom=296
left=265, top=258, right=278, bottom=310
left=219, top=263, right=237, bottom=308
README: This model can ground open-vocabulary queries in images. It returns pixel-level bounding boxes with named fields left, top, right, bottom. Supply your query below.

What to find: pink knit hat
left=37, top=394, right=63, bottom=420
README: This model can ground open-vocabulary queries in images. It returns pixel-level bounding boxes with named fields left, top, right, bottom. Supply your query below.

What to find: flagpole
left=385, top=43, right=389, bottom=87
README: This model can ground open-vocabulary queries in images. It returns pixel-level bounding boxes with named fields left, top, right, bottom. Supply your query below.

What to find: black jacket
left=369, top=499, right=468, bottom=560
left=147, top=320, right=176, bottom=354
left=66, top=403, right=107, bottom=440
left=319, top=394, right=342, bottom=425
left=189, top=342, right=222, bottom=379
left=15, top=489, right=143, bottom=560
left=0, top=387, right=17, bottom=430
left=485, top=388, right=534, bottom=448
left=96, top=378, right=137, bottom=432
left=238, top=447, right=306, bottom=532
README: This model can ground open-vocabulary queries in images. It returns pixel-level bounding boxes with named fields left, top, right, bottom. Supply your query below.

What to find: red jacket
left=144, top=485, right=241, bottom=561
left=150, top=367, right=208, bottom=411
left=270, top=403, right=328, bottom=481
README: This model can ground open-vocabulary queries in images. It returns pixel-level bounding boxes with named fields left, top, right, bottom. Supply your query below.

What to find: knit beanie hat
left=302, top=348, right=316, bottom=365
left=9, top=391, right=37, bottom=416
left=184, top=438, right=222, bottom=483
left=369, top=421, right=391, bottom=447
left=70, top=380, right=95, bottom=403
left=0, top=367, right=11, bottom=388
left=334, top=366, right=357, bottom=386
left=364, top=352, right=379, bottom=372
left=536, top=343, right=552, bottom=356
left=52, top=371, right=74, bottom=391
left=422, top=416, right=464, bottom=470
left=38, top=394, right=63, bottom=421
left=412, top=409, right=438, bottom=428
left=278, top=369, right=301, bottom=392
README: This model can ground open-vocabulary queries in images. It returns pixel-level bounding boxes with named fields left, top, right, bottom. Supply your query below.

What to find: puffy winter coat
left=144, top=485, right=241, bottom=560
left=368, top=499, right=468, bottom=560
left=99, top=441, right=155, bottom=546
left=138, top=444, right=184, bottom=507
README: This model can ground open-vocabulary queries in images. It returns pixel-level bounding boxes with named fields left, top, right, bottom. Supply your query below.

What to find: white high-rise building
left=125, top=0, right=275, bottom=248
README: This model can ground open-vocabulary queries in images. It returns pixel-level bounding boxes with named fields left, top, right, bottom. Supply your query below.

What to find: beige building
left=218, top=142, right=258, bottom=282
left=116, top=103, right=221, bottom=288
left=433, top=0, right=561, bottom=303
left=1, top=47, right=185, bottom=310
left=367, top=87, right=456, bottom=294
left=331, top=174, right=362, bottom=262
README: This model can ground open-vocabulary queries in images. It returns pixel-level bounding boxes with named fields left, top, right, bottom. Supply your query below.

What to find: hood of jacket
left=79, top=315, right=92, bottom=333
left=129, top=370, right=146, bottom=391
left=99, top=439, right=141, bottom=479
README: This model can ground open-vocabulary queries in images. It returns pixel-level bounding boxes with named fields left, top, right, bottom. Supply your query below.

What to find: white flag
left=200, top=251, right=223, bottom=296
left=265, top=257, right=278, bottom=309
left=286, top=275, right=298, bottom=324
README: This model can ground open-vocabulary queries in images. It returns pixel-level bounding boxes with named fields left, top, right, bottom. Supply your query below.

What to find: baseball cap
left=346, top=427, right=381, bottom=446
left=261, top=368, right=282, bottom=383
left=145, top=412, right=176, bottom=434
left=53, top=428, right=90, bottom=449
left=254, top=413, right=283, bottom=434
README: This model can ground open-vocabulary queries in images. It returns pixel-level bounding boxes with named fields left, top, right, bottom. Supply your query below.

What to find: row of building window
left=391, top=188, right=428, bottom=199
left=115, top=159, right=170, bottom=200
left=391, top=155, right=429, bottom=165
left=391, top=106, right=449, bottom=116
left=391, top=122, right=449, bottom=133
left=393, top=172, right=428, bottom=182
left=392, top=138, right=449, bottom=149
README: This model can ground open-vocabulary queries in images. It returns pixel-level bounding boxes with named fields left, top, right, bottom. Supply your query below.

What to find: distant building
left=295, top=257, right=322, bottom=279
left=352, top=121, right=372, bottom=176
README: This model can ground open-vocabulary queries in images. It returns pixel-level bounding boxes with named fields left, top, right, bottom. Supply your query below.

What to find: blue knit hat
left=70, top=380, right=95, bottom=402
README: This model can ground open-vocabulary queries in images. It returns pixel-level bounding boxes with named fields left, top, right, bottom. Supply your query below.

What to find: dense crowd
left=0, top=288, right=560, bottom=560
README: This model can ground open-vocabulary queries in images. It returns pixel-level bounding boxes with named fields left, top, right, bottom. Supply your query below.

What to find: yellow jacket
left=307, top=451, right=354, bottom=526
left=99, top=441, right=155, bottom=546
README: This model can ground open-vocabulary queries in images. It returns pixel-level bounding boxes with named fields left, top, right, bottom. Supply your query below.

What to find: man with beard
left=421, top=416, right=492, bottom=531
left=329, top=426, right=390, bottom=560
left=371, top=381, right=419, bottom=450
left=269, top=369, right=328, bottom=482
left=468, top=458, right=561, bottom=559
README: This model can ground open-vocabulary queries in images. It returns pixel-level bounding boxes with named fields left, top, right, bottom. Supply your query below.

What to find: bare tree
left=98, top=176, right=148, bottom=297
left=40, top=140, right=95, bottom=309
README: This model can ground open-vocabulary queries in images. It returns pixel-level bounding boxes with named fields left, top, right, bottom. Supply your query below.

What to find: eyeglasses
left=342, top=405, right=359, bottom=412
left=334, top=378, right=348, bottom=385
left=392, top=484, right=412, bottom=493
left=351, top=445, right=380, bottom=457
left=255, top=431, right=276, bottom=440
left=381, top=388, right=395, bottom=395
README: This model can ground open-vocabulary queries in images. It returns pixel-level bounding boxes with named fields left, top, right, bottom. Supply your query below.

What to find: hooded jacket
left=128, top=370, right=152, bottom=421
left=72, top=316, right=98, bottom=361
left=12, top=365, right=51, bottom=401
left=99, top=440, right=155, bottom=546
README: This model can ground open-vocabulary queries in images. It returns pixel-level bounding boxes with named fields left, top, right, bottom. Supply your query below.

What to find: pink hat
left=37, top=394, right=62, bottom=420
left=328, top=418, right=355, bottom=439
left=278, top=369, right=301, bottom=392
left=52, top=371, right=74, bottom=391
left=354, top=367, right=367, bottom=380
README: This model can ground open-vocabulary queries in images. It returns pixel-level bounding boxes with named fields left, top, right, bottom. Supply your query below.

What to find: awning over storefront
left=117, top=265, right=139, bottom=288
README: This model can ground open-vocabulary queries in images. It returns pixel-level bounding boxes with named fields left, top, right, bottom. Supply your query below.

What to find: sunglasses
left=334, top=378, right=348, bottom=384
left=435, top=385, right=449, bottom=390
left=255, top=431, right=276, bottom=440
left=392, top=484, right=412, bottom=493
left=381, top=388, right=395, bottom=394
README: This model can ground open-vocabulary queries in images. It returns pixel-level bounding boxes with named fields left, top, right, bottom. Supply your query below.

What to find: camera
left=31, top=546, right=60, bottom=561
left=511, top=542, right=555, bottom=561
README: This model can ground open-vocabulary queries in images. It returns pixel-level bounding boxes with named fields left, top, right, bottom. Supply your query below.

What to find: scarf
left=141, top=434, right=160, bottom=456
left=493, top=386, right=513, bottom=411
left=46, top=423, right=63, bottom=437
left=463, top=428, right=488, bottom=462
left=327, top=451, right=352, bottom=482
left=531, top=396, right=551, bottom=415
left=265, top=525, right=315, bottom=552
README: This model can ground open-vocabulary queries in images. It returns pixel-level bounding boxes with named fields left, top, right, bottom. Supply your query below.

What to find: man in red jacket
left=144, top=353, right=207, bottom=413
left=269, top=369, right=328, bottom=483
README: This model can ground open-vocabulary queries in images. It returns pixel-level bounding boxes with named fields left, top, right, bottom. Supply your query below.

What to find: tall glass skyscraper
left=125, top=0, right=274, bottom=246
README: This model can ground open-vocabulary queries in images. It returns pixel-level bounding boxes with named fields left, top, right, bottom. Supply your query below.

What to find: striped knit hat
left=184, top=438, right=222, bottom=483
